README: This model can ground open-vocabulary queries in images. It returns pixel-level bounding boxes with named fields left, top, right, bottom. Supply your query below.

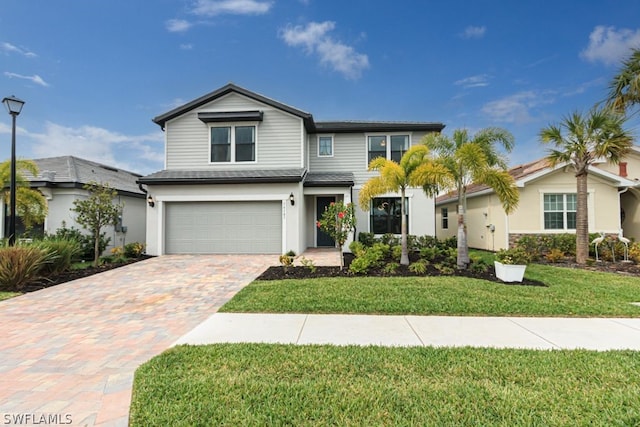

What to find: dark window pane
left=390, top=135, right=408, bottom=163
left=236, top=144, right=255, bottom=162
left=544, top=212, right=564, bottom=229
left=441, top=207, right=448, bottom=229
left=567, top=212, right=576, bottom=229
left=368, top=136, right=386, bottom=163
left=211, top=127, right=231, bottom=162
left=370, top=197, right=408, bottom=234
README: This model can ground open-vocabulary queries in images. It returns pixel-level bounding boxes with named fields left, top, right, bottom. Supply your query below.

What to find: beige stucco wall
left=436, top=166, right=628, bottom=251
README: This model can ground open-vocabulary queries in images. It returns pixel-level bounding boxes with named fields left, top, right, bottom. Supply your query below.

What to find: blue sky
left=1, top=0, right=640, bottom=175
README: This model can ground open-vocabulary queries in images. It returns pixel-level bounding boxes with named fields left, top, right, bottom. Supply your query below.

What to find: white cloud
left=180, top=43, right=194, bottom=50
left=581, top=26, right=640, bottom=66
left=25, top=122, right=164, bottom=174
left=192, top=0, right=273, bottom=16
left=4, top=72, right=49, bottom=87
left=1, top=42, right=37, bottom=58
left=454, top=74, right=490, bottom=88
left=166, top=19, right=193, bottom=33
left=460, top=26, right=486, bottom=39
left=280, top=21, right=369, bottom=79
left=482, top=91, right=554, bottom=124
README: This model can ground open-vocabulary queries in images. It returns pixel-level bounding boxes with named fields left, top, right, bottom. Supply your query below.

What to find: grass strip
left=131, top=344, right=640, bottom=426
left=220, top=264, right=640, bottom=317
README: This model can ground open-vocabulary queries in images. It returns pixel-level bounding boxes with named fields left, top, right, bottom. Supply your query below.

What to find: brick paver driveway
left=0, top=255, right=273, bottom=426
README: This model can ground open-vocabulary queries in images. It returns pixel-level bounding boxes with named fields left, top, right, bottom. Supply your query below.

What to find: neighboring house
left=435, top=149, right=640, bottom=251
left=1, top=156, right=147, bottom=251
left=139, top=83, right=444, bottom=255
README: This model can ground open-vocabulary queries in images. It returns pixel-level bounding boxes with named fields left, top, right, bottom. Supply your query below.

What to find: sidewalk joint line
left=507, top=318, right=561, bottom=349
left=610, top=318, right=640, bottom=332
left=403, top=316, right=425, bottom=346
left=296, top=315, right=309, bottom=344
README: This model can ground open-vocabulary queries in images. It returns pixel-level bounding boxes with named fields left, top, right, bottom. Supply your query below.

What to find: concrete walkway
left=175, top=313, right=640, bottom=351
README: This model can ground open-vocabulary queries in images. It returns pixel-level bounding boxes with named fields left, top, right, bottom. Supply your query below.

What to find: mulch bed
left=258, top=253, right=548, bottom=286
left=20, top=255, right=154, bottom=293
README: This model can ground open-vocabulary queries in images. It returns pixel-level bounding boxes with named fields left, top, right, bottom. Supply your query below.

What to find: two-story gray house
left=138, top=84, right=444, bottom=255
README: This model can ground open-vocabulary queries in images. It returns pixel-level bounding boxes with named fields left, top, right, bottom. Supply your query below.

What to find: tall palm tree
left=359, top=145, right=450, bottom=265
left=607, top=48, right=640, bottom=113
left=0, top=159, right=47, bottom=236
left=424, top=128, right=519, bottom=269
left=540, top=108, right=633, bottom=264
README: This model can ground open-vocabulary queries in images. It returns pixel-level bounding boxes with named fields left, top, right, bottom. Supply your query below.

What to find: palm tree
left=0, top=159, right=47, bottom=237
left=359, top=145, right=450, bottom=265
left=540, top=108, right=633, bottom=264
left=607, top=48, right=640, bottom=113
left=423, top=128, right=519, bottom=269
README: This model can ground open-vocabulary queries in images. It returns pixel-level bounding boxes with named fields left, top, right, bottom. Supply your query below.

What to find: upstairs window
left=318, top=136, right=333, bottom=157
left=543, top=193, right=576, bottom=230
left=367, top=134, right=409, bottom=164
left=210, top=125, right=256, bottom=163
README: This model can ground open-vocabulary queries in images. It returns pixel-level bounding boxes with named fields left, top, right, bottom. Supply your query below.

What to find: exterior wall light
left=147, top=195, right=155, bottom=207
left=289, top=193, right=295, bottom=206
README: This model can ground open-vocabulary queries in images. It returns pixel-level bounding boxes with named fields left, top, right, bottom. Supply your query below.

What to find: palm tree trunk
left=456, top=187, right=469, bottom=269
left=576, top=172, right=589, bottom=264
left=94, top=229, right=100, bottom=267
left=400, top=189, right=409, bottom=266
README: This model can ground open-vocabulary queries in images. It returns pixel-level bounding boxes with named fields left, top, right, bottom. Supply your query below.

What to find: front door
left=316, top=196, right=336, bottom=247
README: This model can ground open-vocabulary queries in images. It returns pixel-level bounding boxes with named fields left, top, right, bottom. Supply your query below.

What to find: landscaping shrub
left=0, top=246, right=53, bottom=291
left=357, top=232, right=375, bottom=247
left=124, top=242, right=146, bottom=258
left=382, top=262, right=399, bottom=274
left=379, top=233, right=400, bottom=248
left=419, top=246, right=440, bottom=262
left=348, top=241, right=366, bottom=257
left=391, top=245, right=403, bottom=262
left=629, top=242, right=640, bottom=263
left=469, top=259, right=490, bottom=273
left=348, top=243, right=390, bottom=274
left=50, top=222, right=110, bottom=261
left=35, top=237, right=82, bottom=275
left=408, top=260, right=428, bottom=274
left=545, top=248, right=566, bottom=263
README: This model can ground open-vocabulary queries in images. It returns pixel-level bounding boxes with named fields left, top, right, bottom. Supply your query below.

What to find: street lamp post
left=2, top=95, right=25, bottom=246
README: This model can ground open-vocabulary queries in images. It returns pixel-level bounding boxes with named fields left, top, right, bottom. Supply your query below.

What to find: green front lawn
left=130, top=344, right=640, bottom=426
left=220, top=264, right=640, bottom=317
left=0, top=291, right=19, bottom=302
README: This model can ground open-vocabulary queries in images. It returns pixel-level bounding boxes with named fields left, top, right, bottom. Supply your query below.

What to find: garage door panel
left=165, top=201, right=282, bottom=254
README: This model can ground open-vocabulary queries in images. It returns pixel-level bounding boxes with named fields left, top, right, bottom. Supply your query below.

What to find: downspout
left=351, top=185, right=356, bottom=240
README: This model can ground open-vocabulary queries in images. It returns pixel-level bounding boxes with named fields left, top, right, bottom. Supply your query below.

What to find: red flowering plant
left=316, top=201, right=356, bottom=269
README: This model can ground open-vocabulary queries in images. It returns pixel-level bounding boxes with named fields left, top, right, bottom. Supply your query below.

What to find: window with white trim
left=370, top=197, right=408, bottom=234
left=441, top=207, right=448, bottom=229
left=543, top=193, right=576, bottom=230
left=210, top=125, right=256, bottom=163
left=367, top=134, right=409, bottom=163
left=318, top=136, right=333, bottom=157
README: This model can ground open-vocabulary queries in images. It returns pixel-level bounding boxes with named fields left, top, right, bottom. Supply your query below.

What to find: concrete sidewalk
left=174, top=313, right=640, bottom=351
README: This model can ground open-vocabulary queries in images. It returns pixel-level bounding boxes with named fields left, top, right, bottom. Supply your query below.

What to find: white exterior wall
left=145, top=183, right=303, bottom=256
left=165, top=92, right=304, bottom=170
left=1, top=187, right=146, bottom=254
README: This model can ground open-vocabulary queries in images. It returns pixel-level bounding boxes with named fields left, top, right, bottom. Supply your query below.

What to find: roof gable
left=153, top=83, right=314, bottom=130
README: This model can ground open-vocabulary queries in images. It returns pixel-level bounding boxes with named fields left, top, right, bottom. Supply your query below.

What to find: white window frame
left=542, top=193, right=577, bottom=230
left=365, top=133, right=412, bottom=167
left=317, top=135, right=334, bottom=157
left=441, top=207, right=449, bottom=229
left=208, top=122, right=258, bottom=164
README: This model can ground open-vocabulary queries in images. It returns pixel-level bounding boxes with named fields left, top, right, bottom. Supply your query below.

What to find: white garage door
left=165, top=201, right=282, bottom=254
